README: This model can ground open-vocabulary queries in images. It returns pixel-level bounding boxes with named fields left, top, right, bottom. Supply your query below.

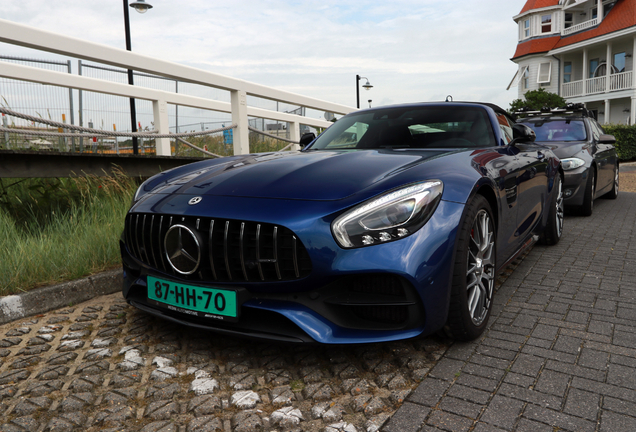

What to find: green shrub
left=602, top=124, right=636, bottom=162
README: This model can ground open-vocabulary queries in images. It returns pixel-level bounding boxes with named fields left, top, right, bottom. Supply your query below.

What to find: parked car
left=120, top=102, right=564, bottom=344
left=516, top=104, right=619, bottom=216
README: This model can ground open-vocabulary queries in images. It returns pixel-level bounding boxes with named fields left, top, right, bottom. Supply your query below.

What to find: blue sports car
left=121, top=102, right=564, bottom=344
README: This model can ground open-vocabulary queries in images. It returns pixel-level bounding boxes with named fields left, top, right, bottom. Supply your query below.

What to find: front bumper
left=121, top=199, right=464, bottom=344
left=562, top=168, right=590, bottom=207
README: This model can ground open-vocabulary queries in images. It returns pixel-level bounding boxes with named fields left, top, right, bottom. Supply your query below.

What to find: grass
left=0, top=169, right=138, bottom=296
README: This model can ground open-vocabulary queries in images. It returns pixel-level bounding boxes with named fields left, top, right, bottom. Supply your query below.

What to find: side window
left=496, top=114, right=514, bottom=144
left=541, top=14, right=552, bottom=33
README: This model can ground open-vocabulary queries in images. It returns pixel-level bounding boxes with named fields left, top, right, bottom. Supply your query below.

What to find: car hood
left=147, top=149, right=451, bottom=201
left=536, top=142, right=589, bottom=160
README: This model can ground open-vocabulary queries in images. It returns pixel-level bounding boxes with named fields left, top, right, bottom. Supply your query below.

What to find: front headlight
left=561, top=158, right=585, bottom=171
left=332, top=181, right=443, bottom=248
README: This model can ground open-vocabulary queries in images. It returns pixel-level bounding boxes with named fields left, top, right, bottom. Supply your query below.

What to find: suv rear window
left=522, top=119, right=587, bottom=142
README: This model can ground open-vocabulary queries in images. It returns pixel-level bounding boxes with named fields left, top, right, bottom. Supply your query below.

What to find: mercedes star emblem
left=164, top=224, right=201, bottom=275
left=188, top=196, right=203, bottom=205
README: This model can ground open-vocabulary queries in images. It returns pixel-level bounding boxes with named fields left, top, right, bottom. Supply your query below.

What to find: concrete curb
left=0, top=268, right=122, bottom=325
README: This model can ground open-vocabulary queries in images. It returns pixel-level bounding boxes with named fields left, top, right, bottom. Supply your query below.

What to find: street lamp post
left=123, top=0, right=153, bottom=155
left=356, top=75, right=373, bottom=109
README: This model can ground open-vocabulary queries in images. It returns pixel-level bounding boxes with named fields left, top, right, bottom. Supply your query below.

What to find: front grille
left=125, top=213, right=312, bottom=283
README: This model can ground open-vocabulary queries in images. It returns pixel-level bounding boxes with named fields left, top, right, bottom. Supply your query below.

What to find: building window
left=523, top=67, right=530, bottom=89
left=538, top=62, right=552, bottom=83
left=614, top=52, right=626, bottom=73
left=564, top=13, right=573, bottom=29
left=591, top=7, right=598, bottom=20
left=564, top=62, right=572, bottom=83
left=590, top=58, right=599, bottom=78
left=524, top=19, right=530, bottom=38
left=541, top=14, right=552, bottom=33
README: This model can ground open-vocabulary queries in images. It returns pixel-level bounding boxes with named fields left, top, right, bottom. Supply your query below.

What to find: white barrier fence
left=0, top=19, right=355, bottom=156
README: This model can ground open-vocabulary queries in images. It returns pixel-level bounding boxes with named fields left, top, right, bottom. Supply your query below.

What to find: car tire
left=447, top=195, right=496, bottom=341
left=539, top=174, right=564, bottom=246
left=577, top=168, right=595, bottom=216
left=603, top=163, right=619, bottom=200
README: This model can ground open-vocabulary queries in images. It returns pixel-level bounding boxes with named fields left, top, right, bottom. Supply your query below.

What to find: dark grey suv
left=517, top=104, right=619, bottom=216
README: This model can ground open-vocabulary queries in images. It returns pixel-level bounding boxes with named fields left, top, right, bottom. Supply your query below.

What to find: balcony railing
left=562, top=18, right=598, bottom=36
left=561, top=71, right=633, bottom=98
left=587, top=76, right=606, bottom=94
left=610, top=71, right=633, bottom=91
left=563, top=80, right=583, bottom=98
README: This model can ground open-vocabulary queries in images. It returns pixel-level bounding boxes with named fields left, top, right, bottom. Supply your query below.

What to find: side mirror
left=599, top=134, right=616, bottom=144
left=509, top=124, right=536, bottom=146
left=299, top=132, right=316, bottom=148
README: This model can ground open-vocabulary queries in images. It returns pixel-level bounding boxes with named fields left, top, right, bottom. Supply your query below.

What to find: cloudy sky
left=2, top=1, right=526, bottom=112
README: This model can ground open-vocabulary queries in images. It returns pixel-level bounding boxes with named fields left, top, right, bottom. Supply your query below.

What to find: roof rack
left=514, top=103, right=591, bottom=118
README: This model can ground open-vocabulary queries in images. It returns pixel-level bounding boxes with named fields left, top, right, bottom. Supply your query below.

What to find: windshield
left=309, top=106, right=496, bottom=150
left=522, top=119, right=587, bottom=142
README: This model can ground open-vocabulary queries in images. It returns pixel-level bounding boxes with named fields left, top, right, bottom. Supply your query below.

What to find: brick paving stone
left=545, top=359, right=605, bottom=382
left=438, top=396, right=483, bottom=419
left=427, top=409, right=473, bottom=432
left=523, top=403, right=596, bottom=432
left=606, top=363, right=636, bottom=390
left=479, top=394, right=524, bottom=430
left=515, top=418, right=555, bottom=432
left=501, top=381, right=563, bottom=408
left=600, top=411, right=636, bottom=432
left=407, top=378, right=451, bottom=407
left=563, top=388, right=601, bottom=421
left=382, top=401, right=429, bottom=432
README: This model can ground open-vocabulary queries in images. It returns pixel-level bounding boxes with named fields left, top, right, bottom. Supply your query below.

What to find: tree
left=509, top=88, right=567, bottom=114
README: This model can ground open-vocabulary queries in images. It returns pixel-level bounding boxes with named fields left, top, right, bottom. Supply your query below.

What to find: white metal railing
left=562, top=72, right=634, bottom=98
left=586, top=76, right=606, bottom=94
left=610, top=70, right=633, bottom=91
left=0, top=19, right=355, bottom=156
left=562, top=80, right=583, bottom=97
left=562, top=18, right=598, bottom=36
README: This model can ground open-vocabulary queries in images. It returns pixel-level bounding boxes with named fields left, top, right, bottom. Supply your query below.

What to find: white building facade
left=510, top=0, right=636, bottom=124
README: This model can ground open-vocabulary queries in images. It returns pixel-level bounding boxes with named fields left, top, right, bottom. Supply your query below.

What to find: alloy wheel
left=556, top=177, right=564, bottom=238
left=466, top=209, right=495, bottom=326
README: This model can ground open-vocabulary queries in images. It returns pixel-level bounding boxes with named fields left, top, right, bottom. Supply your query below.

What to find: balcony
left=562, top=70, right=633, bottom=98
left=562, top=18, right=598, bottom=36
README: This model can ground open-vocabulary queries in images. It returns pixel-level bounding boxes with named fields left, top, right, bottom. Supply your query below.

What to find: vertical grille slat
left=208, top=220, right=217, bottom=280
left=126, top=215, right=133, bottom=255
left=224, top=220, right=233, bottom=281
left=142, top=215, right=150, bottom=264
left=134, top=214, right=142, bottom=261
left=149, top=215, right=158, bottom=269
left=256, top=224, right=264, bottom=281
left=273, top=226, right=281, bottom=281
left=158, top=216, right=167, bottom=272
left=292, top=235, right=299, bottom=278
left=239, top=222, right=248, bottom=281
left=125, top=213, right=311, bottom=283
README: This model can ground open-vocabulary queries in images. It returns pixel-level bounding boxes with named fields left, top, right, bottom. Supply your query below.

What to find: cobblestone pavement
left=0, top=293, right=454, bottom=431
left=384, top=192, right=636, bottom=431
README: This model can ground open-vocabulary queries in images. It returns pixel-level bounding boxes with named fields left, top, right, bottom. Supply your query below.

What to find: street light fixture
left=123, top=0, right=153, bottom=155
left=129, top=0, right=153, bottom=13
left=356, top=75, right=373, bottom=109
